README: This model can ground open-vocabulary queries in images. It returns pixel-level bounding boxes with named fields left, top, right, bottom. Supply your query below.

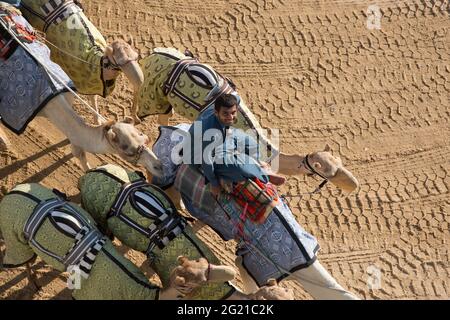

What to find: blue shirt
left=188, top=106, right=261, bottom=187
left=188, top=106, right=227, bottom=187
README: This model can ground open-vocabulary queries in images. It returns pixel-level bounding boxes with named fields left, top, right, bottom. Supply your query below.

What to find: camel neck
left=39, top=94, right=114, bottom=154
left=275, top=153, right=306, bottom=176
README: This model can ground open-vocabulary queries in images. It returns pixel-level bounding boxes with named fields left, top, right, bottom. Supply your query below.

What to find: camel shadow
left=20, top=153, right=73, bottom=184
left=0, top=260, right=69, bottom=300
left=0, top=139, right=71, bottom=180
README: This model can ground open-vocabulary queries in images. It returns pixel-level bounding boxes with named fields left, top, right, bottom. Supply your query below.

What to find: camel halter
left=104, top=131, right=146, bottom=166
left=130, top=144, right=145, bottom=166
left=301, top=154, right=329, bottom=194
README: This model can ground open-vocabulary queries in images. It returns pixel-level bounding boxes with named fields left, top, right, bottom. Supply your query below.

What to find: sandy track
left=1, top=0, right=449, bottom=300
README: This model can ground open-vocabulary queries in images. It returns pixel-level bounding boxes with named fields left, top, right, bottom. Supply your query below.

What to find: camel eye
left=121, top=144, right=128, bottom=150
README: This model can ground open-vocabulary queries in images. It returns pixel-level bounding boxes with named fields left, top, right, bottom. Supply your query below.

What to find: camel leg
left=131, top=93, right=141, bottom=124
left=158, top=108, right=174, bottom=126
left=90, top=95, right=103, bottom=125
left=0, top=125, right=11, bottom=152
left=235, top=256, right=260, bottom=294
left=71, top=145, right=91, bottom=171
left=25, top=258, right=40, bottom=292
left=284, top=260, right=359, bottom=300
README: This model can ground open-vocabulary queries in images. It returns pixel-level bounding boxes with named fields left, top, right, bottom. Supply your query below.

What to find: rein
left=294, top=154, right=330, bottom=196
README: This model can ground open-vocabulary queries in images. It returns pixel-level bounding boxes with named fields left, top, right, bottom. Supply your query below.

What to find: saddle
left=175, top=164, right=278, bottom=225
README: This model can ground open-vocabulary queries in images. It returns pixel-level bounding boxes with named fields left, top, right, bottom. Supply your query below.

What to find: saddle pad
left=151, top=123, right=190, bottom=189
left=182, top=192, right=320, bottom=287
left=0, top=8, right=74, bottom=133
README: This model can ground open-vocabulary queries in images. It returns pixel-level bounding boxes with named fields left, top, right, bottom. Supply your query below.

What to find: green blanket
left=79, top=164, right=235, bottom=300
left=0, top=183, right=160, bottom=300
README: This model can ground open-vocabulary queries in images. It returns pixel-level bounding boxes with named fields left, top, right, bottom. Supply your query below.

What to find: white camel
left=172, top=143, right=360, bottom=300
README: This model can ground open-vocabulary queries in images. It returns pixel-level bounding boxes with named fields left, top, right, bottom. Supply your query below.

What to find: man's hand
left=220, top=179, right=233, bottom=194
left=210, top=184, right=221, bottom=198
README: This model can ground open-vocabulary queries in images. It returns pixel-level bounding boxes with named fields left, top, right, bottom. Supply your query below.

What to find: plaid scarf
left=231, top=178, right=279, bottom=225
left=174, top=164, right=215, bottom=214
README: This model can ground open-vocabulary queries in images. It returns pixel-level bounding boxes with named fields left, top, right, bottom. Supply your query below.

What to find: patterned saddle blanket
left=0, top=3, right=74, bottom=134
left=180, top=176, right=320, bottom=287
left=152, top=122, right=320, bottom=286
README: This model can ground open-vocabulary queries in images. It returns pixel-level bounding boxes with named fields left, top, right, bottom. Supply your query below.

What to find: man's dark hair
left=214, top=94, right=238, bottom=112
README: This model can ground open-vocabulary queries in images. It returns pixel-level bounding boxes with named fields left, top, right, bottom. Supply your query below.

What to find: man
left=187, top=93, right=285, bottom=198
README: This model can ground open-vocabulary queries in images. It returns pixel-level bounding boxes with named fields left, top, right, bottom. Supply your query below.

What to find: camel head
left=299, top=144, right=359, bottom=194
left=249, top=279, right=295, bottom=300
left=103, top=117, right=163, bottom=177
left=170, top=256, right=236, bottom=296
left=104, top=39, right=144, bottom=90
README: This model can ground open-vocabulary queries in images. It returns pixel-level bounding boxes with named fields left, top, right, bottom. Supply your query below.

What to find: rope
left=40, top=36, right=100, bottom=69
left=0, top=18, right=106, bottom=122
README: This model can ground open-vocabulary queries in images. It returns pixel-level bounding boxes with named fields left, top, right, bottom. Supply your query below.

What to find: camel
left=78, top=163, right=295, bottom=300
left=151, top=124, right=358, bottom=211
left=0, top=3, right=162, bottom=175
left=19, top=0, right=145, bottom=124
left=41, top=94, right=163, bottom=174
left=153, top=135, right=360, bottom=299
left=0, top=183, right=236, bottom=300
left=131, top=47, right=356, bottom=178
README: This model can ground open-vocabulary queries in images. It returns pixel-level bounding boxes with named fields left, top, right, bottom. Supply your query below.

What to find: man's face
left=215, top=105, right=238, bottom=126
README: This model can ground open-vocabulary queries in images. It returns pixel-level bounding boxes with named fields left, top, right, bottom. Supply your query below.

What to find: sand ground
left=0, top=0, right=449, bottom=300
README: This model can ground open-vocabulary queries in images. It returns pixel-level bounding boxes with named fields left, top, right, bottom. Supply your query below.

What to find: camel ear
left=174, top=276, right=186, bottom=286
left=104, top=46, right=114, bottom=61
left=103, top=120, right=118, bottom=142
left=103, top=119, right=115, bottom=132
left=324, top=144, right=332, bottom=152
left=123, top=116, right=134, bottom=124
left=177, top=256, right=188, bottom=265
left=208, top=264, right=236, bottom=282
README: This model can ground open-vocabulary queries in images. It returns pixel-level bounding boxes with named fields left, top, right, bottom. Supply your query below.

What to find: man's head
left=214, top=94, right=238, bottom=126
